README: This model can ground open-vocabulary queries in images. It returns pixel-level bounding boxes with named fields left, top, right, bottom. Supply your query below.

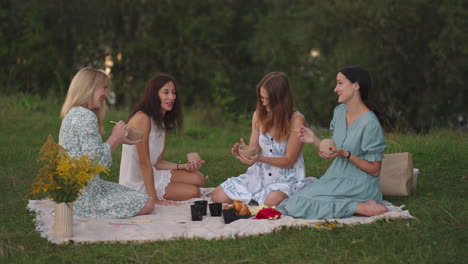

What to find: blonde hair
left=60, top=67, right=110, bottom=134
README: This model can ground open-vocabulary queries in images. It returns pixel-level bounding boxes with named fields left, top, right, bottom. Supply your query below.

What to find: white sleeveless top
left=119, top=118, right=172, bottom=200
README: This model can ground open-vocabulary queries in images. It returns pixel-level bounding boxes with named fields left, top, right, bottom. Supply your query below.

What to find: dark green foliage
left=0, top=0, right=466, bottom=131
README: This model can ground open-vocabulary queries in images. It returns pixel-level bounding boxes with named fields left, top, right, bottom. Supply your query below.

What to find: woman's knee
left=193, top=172, right=205, bottom=186
left=188, top=185, right=201, bottom=198
left=264, top=191, right=288, bottom=207
left=212, top=186, right=229, bottom=203
left=211, top=187, right=221, bottom=202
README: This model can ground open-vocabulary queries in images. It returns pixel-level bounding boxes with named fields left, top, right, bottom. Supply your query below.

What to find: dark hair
left=255, top=72, right=296, bottom=141
left=339, top=66, right=383, bottom=126
left=128, top=73, right=183, bottom=134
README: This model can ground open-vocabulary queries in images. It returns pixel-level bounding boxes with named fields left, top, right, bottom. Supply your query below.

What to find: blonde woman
left=59, top=67, right=154, bottom=218
left=212, top=72, right=311, bottom=206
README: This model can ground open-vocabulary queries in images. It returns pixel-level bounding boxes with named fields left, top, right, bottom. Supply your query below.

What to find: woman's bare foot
left=356, top=200, right=388, bottom=216
left=137, top=197, right=155, bottom=215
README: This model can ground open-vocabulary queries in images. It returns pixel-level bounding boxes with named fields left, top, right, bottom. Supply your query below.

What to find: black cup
left=195, top=200, right=208, bottom=216
left=222, top=208, right=238, bottom=224
left=209, top=203, right=222, bottom=216
left=191, top=204, right=203, bottom=221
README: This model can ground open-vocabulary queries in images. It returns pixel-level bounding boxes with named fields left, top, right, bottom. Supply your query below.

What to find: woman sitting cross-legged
left=212, top=72, right=311, bottom=207
left=119, top=73, right=205, bottom=204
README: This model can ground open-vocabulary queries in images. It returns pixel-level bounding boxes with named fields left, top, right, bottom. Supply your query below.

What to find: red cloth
left=254, top=207, right=283, bottom=220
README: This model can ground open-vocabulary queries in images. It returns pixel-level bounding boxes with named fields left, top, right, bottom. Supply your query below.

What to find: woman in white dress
left=119, top=73, right=205, bottom=204
left=212, top=72, right=311, bottom=206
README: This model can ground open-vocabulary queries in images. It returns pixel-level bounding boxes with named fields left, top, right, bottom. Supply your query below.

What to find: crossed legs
left=140, top=184, right=387, bottom=217
left=212, top=186, right=288, bottom=207
left=163, top=170, right=205, bottom=201
left=137, top=170, right=204, bottom=215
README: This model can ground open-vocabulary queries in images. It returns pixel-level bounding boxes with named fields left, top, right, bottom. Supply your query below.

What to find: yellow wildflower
left=30, top=135, right=109, bottom=203
left=313, top=219, right=341, bottom=230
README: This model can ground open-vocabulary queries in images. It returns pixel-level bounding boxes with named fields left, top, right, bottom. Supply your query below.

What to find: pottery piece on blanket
left=191, top=204, right=203, bottom=221
left=238, top=145, right=257, bottom=159
left=186, top=152, right=201, bottom=162
left=126, top=127, right=144, bottom=141
left=319, top=139, right=336, bottom=155
left=209, top=203, right=222, bottom=216
left=222, top=208, right=238, bottom=224
left=194, top=200, right=208, bottom=216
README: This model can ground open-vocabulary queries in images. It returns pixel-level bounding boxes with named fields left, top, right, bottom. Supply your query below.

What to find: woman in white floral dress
left=59, top=67, right=154, bottom=218
left=212, top=72, right=315, bottom=206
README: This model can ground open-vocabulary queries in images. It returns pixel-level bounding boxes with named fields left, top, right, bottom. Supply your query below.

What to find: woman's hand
left=154, top=199, right=178, bottom=206
left=298, top=126, right=319, bottom=145
left=236, top=153, right=259, bottom=166
left=111, top=121, right=127, bottom=141
left=182, top=160, right=205, bottom=172
left=231, top=143, right=240, bottom=156
left=107, top=121, right=128, bottom=151
left=231, top=138, right=247, bottom=157
left=231, top=138, right=258, bottom=165
left=317, top=147, right=344, bottom=159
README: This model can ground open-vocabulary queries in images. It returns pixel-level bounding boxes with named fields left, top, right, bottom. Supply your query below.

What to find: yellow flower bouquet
left=31, top=135, right=109, bottom=203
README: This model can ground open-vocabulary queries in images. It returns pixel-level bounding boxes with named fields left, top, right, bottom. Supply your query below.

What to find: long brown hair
left=255, top=72, right=295, bottom=141
left=128, top=73, right=183, bottom=134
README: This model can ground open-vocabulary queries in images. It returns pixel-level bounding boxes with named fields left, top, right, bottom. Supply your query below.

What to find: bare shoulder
left=291, top=111, right=305, bottom=127
left=251, top=111, right=260, bottom=131
left=130, top=111, right=149, bottom=122
left=252, top=111, right=258, bottom=122
left=129, top=112, right=151, bottom=131
left=292, top=111, right=304, bottom=119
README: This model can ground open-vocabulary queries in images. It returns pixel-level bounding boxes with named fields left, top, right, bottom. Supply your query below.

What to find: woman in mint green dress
left=59, top=67, right=154, bottom=218
left=278, top=66, right=388, bottom=219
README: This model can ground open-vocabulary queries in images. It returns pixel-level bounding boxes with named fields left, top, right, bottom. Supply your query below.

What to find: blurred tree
left=264, top=0, right=468, bottom=132
left=3, top=1, right=57, bottom=95
left=1, top=0, right=466, bottom=131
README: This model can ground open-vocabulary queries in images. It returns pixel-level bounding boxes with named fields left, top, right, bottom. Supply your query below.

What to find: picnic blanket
left=27, top=188, right=414, bottom=244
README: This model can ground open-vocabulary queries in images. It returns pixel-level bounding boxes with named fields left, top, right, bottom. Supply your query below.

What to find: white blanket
left=27, top=188, right=414, bottom=244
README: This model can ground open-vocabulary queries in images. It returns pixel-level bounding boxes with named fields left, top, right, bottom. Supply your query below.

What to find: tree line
left=1, top=0, right=467, bottom=132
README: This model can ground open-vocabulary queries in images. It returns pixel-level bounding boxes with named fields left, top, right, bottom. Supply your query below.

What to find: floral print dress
left=59, top=106, right=148, bottom=218
left=220, top=119, right=310, bottom=205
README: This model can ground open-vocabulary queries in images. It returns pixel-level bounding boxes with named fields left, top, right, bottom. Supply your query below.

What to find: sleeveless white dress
left=119, top=118, right=173, bottom=200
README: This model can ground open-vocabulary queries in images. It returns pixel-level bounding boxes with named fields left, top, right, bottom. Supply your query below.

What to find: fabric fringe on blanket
left=27, top=188, right=414, bottom=244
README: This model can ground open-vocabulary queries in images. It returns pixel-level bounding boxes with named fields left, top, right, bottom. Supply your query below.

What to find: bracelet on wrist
left=345, top=151, right=351, bottom=160
left=176, top=160, right=181, bottom=170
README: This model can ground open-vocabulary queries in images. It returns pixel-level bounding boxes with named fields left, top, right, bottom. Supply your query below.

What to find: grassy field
left=1, top=95, right=467, bottom=263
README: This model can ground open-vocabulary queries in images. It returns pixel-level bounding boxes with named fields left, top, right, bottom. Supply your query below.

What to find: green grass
left=1, top=95, right=467, bottom=263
